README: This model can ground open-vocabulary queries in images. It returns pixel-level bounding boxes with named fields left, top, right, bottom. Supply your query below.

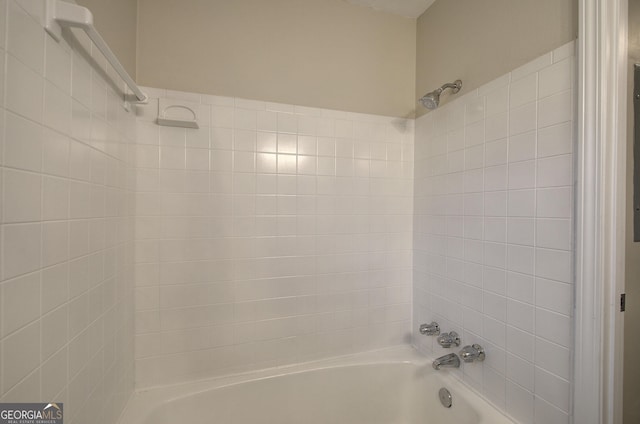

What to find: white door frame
left=575, top=0, right=627, bottom=423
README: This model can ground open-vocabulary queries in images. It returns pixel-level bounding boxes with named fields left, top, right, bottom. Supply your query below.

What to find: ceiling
left=345, top=0, right=436, bottom=18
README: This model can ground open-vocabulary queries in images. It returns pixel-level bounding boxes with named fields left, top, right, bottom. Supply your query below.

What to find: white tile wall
left=133, top=89, right=414, bottom=387
left=3, top=2, right=576, bottom=421
left=413, top=42, right=575, bottom=424
left=0, top=1, right=136, bottom=423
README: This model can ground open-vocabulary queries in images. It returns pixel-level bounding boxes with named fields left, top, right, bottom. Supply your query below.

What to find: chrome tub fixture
left=459, top=344, right=485, bottom=363
left=437, top=331, right=461, bottom=348
left=419, top=80, right=462, bottom=109
left=439, top=388, right=453, bottom=408
left=419, top=322, right=440, bottom=336
left=432, top=353, right=461, bottom=370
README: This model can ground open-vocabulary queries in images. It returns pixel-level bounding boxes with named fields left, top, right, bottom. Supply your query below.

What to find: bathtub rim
left=117, top=344, right=515, bottom=424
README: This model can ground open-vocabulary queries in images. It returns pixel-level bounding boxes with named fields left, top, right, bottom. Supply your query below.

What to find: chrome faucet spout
left=432, top=353, right=461, bottom=370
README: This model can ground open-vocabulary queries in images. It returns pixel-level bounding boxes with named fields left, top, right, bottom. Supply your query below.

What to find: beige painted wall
left=68, top=1, right=579, bottom=119
left=625, top=2, right=640, bottom=422
left=75, top=0, right=137, bottom=78
left=135, top=0, right=417, bottom=117
left=415, top=0, right=577, bottom=116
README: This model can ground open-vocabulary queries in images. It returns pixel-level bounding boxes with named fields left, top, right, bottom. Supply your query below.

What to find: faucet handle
left=419, top=322, right=440, bottom=336
left=437, top=331, right=461, bottom=348
left=459, top=344, right=485, bottom=363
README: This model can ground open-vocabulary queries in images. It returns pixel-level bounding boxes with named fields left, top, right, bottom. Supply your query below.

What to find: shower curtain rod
left=43, top=0, right=148, bottom=104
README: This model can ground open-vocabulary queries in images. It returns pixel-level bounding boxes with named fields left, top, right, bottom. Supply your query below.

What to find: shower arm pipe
left=44, top=0, right=148, bottom=104
left=437, top=81, right=462, bottom=94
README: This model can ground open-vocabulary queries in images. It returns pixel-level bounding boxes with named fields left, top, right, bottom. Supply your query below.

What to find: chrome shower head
left=419, top=80, right=462, bottom=110
left=419, top=91, right=441, bottom=109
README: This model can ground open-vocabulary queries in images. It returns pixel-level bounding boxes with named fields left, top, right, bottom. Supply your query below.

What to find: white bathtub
left=118, top=346, right=514, bottom=424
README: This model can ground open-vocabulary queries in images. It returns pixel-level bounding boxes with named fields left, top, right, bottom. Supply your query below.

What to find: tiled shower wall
left=133, top=88, right=414, bottom=387
left=0, top=1, right=136, bottom=424
left=413, top=42, right=575, bottom=424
